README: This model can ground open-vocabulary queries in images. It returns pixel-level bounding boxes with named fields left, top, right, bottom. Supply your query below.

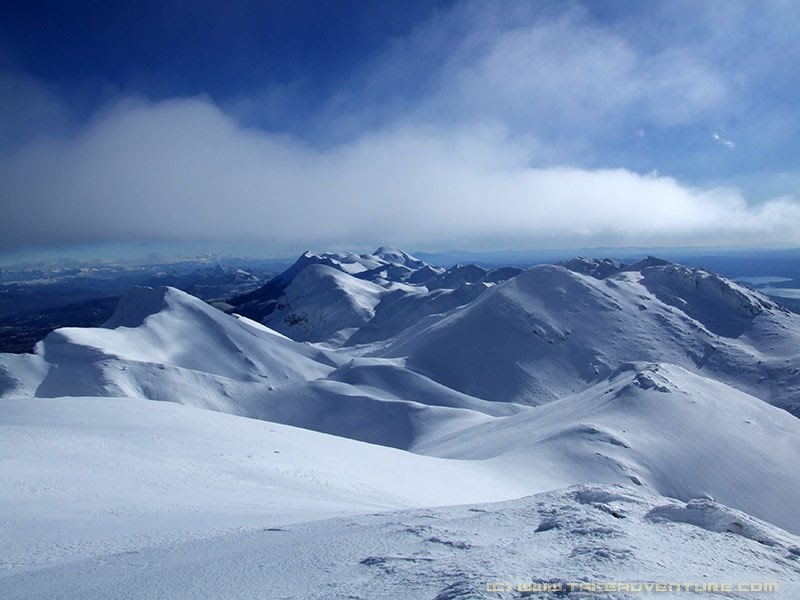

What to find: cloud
left=438, top=16, right=726, bottom=132
left=304, top=1, right=731, bottom=149
left=712, top=132, right=736, bottom=150
left=1, top=0, right=799, bottom=254
left=1, top=95, right=798, bottom=251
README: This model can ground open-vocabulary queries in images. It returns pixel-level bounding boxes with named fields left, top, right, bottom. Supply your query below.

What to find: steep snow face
left=419, top=362, right=800, bottom=534
left=0, top=286, right=335, bottom=405
left=103, top=285, right=170, bottom=327
left=225, top=250, right=376, bottom=322
left=262, top=264, right=386, bottom=343
left=0, top=286, right=517, bottom=450
left=39, top=286, right=333, bottom=384
left=383, top=262, right=800, bottom=414
left=634, top=262, right=776, bottom=336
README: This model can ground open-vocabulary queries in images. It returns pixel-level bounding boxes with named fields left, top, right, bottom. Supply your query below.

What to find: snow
left=2, top=252, right=800, bottom=598
left=0, top=396, right=528, bottom=577
left=4, top=476, right=799, bottom=599
left=42, top=285, right=331, bottom=384
left=262, top=264, right=386, bottom=343
left=418, top=362, right=800, bottom=534
left=560, top=256, right=625, bottom=279
left=227, top=247, right=513, bottom=345
left=382, top=262, right=800, bottom=415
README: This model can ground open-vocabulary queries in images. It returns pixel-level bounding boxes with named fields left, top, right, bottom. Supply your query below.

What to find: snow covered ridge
left=2, top=396, right=800, bottom=597
left=226, top=246, right=521, bottom=343
left=383, top=257, right=800, bottom=415
left=2, top=251, right=800, bottom=597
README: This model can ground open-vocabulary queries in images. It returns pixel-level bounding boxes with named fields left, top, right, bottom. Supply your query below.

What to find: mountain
left=3, top=250, right=800, bottom=598
left=560, top=256, right=625, bottom=278
left=382, top=259, right=800, bottom=416
left=0, top=285, right=524, bottom=450
left=227, top=247, right=520, bottom=346
left=260, top=264, right=386, bottom=344
left=22, top=286, right=333, bottom=399
left=419, top=362, right=800, bottom=533
left=0, top=258, right=278, bottom=353
left=227, top=249, right=421, bottom=324
left=4, top=262, right=800, bottom=521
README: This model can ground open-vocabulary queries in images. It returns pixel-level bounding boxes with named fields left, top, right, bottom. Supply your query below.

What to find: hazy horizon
left=3, top=239, right=800, bottom=269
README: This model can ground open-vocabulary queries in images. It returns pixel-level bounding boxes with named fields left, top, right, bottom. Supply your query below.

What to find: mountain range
left=2, top=247, right=800, bottom=598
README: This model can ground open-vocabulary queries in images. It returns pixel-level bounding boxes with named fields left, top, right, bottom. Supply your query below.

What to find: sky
left=1, top=0, right=799, bottom=259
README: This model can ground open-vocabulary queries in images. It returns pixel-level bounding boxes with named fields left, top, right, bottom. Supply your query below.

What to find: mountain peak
left=373, top=245, right=402, bottom=255
left=623, top=256, right=674, bottom=271
left=560, top=257, right=625, bottom=279
left=372, top=246, right=421, bottom=266
left=104, top=286, right=172, bottom=328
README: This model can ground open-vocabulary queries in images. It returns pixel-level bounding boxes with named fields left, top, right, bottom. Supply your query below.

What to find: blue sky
left=1, top=0, right=799, bottom=257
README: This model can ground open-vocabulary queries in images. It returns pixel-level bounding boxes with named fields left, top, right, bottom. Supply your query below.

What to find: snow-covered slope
left=3, top=251, right=800, bottom=598
left=383, top=261, right=800, bottom=415
left=0, top=396, right=529, bottom=576
left=261, top=264, right=387, bottom=343
left=227, top=247, right=519, bottom=346
left=0, top=286, right=334, bottom=403
left=420, top=362, right=800, bottom=534
left=5, top=472, right=800, bottom=599
left=0, top=286, right=518, bottom=449
left=346, top=282, right=491, bottom=345
left=70, top=285, right=331, bottom=381
left=228, top=248, right=427, bottom=323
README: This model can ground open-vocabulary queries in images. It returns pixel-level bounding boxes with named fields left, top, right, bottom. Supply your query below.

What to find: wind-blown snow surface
left=0, top=396, right=529, bottom=576
left=2, top=250, right=800, bottom=598
left=3, top=396, right=800, bottom=599
left=6, top=479, right=800, bottom=599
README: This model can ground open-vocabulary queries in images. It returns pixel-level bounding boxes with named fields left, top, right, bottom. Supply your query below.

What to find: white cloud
left=2, top=1, right=799, bottom=253
left=311, top=2, right=731, bottom=147
left=1, top=96, right=797, bottom=251
left=712, top=132, right=736, bottom=150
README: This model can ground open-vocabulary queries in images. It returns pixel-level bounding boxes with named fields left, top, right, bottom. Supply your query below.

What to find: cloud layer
left=1, top=0, right=799, bottom=252
left=2, top=96, right=799, bottom=251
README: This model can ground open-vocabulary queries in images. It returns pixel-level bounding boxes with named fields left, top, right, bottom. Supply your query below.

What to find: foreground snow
left=419, top=362, right=800, bottom=534
left=2, top=395, right=800, bottom=599
left=0, top=396, right=530, bottom=576
left=5, top=479, right=800, bottom=599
